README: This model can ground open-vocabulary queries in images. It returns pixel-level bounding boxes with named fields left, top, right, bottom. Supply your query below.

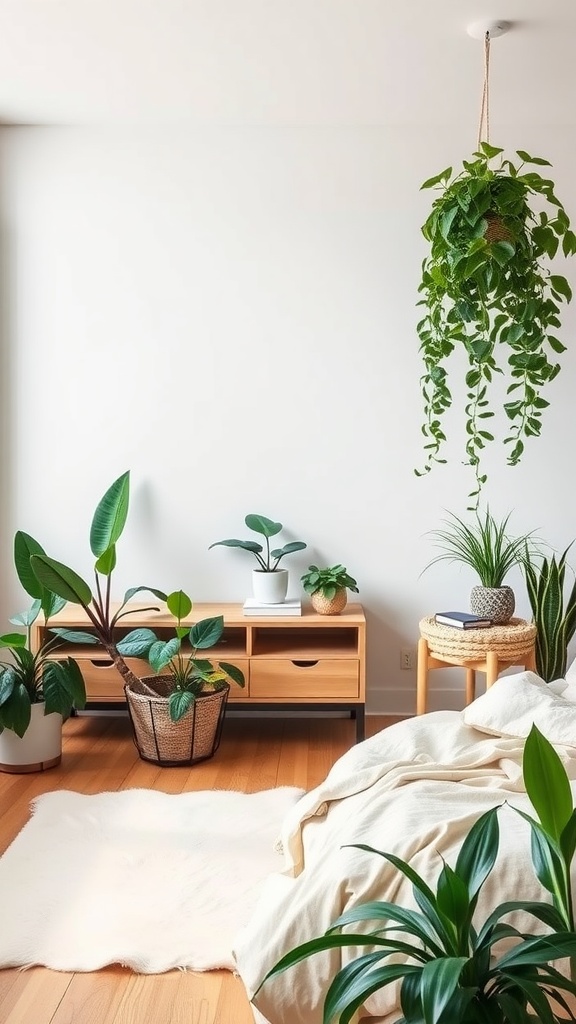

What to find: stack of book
left=242, top=598, right=302, bottom=617
left=434, top=611, right=492, bottom=629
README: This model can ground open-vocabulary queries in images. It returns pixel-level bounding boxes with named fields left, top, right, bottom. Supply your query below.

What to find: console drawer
left=79, top=656, right=251, bottom=701
left=78, top=657, right=151, bottom=701
left=250, top=659, right=359, bottom=699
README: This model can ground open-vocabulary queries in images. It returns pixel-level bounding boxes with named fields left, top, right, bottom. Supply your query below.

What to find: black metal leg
left=353, top=705, right=365, bottom=743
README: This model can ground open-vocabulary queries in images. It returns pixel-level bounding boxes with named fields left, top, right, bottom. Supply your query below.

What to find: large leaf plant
left=22, top=471, right=167, bottom=691
left=0, top=534, right=86, bottom=737
left=416, top=143, right=575, bottom=508
left=259, top=726, right=576, bottom=1023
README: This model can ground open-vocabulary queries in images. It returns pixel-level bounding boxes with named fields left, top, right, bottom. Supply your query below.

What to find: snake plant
left=523, top=545, right=576, bottom=682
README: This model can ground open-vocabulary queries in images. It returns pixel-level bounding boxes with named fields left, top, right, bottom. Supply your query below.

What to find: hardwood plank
left=0, top=712, right=402, bottom=1024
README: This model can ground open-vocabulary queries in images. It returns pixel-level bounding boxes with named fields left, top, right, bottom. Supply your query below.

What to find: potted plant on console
left=117, top=589, right=245, bottom=766
left=0, top=533, right=86, bottom=773
left=301, top=565, right=359, bottom=615
left=210, top=514, right=307, bottom=604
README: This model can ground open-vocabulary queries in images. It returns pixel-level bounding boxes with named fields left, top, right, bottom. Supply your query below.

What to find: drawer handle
left=291, top=660, right=319, bottom=668
left=89, top=659, right=114, bottom=669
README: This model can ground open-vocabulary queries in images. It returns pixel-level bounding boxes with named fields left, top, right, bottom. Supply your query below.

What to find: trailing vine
left=416, top=142, right=575, bottom=508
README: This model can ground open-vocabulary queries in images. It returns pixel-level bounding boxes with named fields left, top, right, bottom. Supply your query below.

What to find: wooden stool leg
left=417, top=637, right=429, bottom=715
left=486, top=650, right=499, bottom=688
left=525, top=646, right=537, bottom=673
left=465, top=669, right=475, bottom=705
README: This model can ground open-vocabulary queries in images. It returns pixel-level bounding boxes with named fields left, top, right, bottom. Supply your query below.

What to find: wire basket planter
left=125, top=676, right=230, bottom=767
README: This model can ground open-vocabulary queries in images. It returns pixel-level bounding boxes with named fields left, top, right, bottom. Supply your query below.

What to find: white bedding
left=234, top=672, right=576, bottom=1024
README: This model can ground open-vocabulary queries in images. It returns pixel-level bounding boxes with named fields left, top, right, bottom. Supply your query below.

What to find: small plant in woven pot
left=423, top=509, right=537, bottom=624
left=118, top=589, right=245, bottom=765
left=301, top=565, right=359, bottom=616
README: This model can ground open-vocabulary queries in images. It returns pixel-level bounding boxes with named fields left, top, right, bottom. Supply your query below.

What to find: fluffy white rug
left=0, top=786, right=303, bottom=973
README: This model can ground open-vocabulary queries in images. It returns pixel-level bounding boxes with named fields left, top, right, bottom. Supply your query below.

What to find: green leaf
left=7, top=683, right=32, bottom=738
left=190, top=615, right=224, bottom=650
left=95, top=545, right=117, bottom=576
left=0, top=667, right=16, bottom=708
left=13, top=531, right=45, bottom=599
left=116, top=628, right=157, bottom=657
left=30, top=555, right=92, bottom=608
left=480, top=142, right=504, bottom=159
left=121, top=586, right=168, bottom=604
left=41, top=592, right=66, bottom=620
left=219, top=661, right=245, bottom=688
left=10, top=602, right=42, bottom=628
left=420, top=168, right=452, bottom=190
left=420, top=958, right=467, bottom=1024
left=435, top=863, right=469, bottom=928
left=455, top=806, right=500, bottom=899
left=440, top=207, right=458, bottom=241
left=49, top=628, right=99, bottom=645
left=549, top=275, right=573, bottom=302
left=208, top=538, right=263, bottom=554
left=523, top=724, right=572, bottom=840
left=169, top=689, right=195, bottom=722
left=0, top=632, right=27, bottom=648
left=89, top=471, right=130, bottom=558
left=244, top=515, right=283, bottom=537
left=148, top=637, right=180, bottom=673
left=166, top=590, right=192, bottom=620
left=42, top=660, right=84, bottom=716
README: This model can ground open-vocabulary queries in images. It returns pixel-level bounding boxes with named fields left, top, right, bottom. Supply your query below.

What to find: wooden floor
left=0, top=712, right=398, bottom=1024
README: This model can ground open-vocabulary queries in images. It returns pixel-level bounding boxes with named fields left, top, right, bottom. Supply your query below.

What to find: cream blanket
left=234, top=672, right=576, bottom=1024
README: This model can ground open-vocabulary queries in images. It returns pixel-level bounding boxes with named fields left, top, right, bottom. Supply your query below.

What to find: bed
left=233, top=669, right=576, bottom=1024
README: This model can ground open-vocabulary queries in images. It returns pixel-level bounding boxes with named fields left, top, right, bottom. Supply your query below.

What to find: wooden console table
left=417, top=616, right=537, bottom=715
left=32, top=602, right=367, bottom=742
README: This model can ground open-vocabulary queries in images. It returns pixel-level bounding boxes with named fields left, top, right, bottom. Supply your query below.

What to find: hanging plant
left=416, top=141, right=575, bottom=507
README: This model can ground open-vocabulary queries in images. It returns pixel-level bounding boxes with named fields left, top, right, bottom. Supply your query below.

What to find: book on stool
left=434, top=611, right=492, bottom=629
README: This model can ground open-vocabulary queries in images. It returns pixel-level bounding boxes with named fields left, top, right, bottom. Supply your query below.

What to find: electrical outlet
left=400, top=647, right=415, bottom=670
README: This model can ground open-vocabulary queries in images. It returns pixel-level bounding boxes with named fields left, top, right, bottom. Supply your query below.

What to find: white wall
left=1, top=124, right=575, bottom=713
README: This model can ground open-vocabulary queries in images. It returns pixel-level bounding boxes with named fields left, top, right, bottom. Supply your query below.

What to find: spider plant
left=522, top=544, right=576, bottom=682
left=424, top=509, right=536, bottom=588
left=258, top=725, right=576, bottom=1024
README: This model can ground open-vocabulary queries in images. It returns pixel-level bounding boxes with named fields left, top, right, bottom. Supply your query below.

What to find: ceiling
left=0, top=0, right=574, bottom=126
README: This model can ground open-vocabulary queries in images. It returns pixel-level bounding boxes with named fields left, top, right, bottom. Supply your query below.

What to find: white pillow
left=463, top=670, right=576, bottom=747
left=548, top=678, right=569, bottom=696
left=566, top=657, right=576, bottom=684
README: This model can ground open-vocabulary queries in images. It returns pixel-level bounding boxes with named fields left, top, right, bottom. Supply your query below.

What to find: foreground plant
left=116, top=589, right=244, bottom=722
left=416, top=143, right=575, bottom=507
left=259, top=725, right=576, bottom=1023
left=24, top=472, right=166, bottom=690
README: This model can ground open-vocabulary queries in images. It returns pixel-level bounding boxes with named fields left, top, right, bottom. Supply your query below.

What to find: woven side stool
left=417, top=616, right=537, bottom=716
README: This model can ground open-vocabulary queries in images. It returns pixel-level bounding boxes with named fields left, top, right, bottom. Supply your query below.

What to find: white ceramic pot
left=0, top=703, right=63, bottom=774
left=252, top=568, right=289, bottom=604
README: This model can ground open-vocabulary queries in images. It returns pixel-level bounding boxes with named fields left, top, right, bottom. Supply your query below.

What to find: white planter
left=0, top=703, right=63, bottom=774
left=252, top=568, right=289, bottom=604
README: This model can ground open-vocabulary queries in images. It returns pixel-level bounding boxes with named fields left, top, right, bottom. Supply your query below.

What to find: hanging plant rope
left=416, top=31, right=576, bottom=509
left=477, top=32, right=491, bottom=150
